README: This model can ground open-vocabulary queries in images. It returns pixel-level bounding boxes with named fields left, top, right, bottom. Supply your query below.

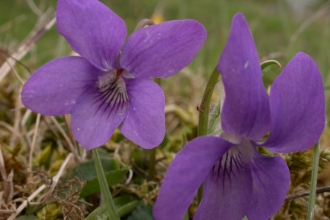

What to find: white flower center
left=211, top=139, right=255, bottom=182
left=96, top=70, right=129, bottom=114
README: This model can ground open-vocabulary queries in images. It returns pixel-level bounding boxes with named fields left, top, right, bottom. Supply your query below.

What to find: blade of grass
left=307, top=142, right=320, bottom=220
left=92, top=149, right=120, bottom=220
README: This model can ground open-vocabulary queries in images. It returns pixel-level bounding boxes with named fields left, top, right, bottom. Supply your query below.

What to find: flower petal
left=56, top=0, right=126, bottom=70
left=71, top=86, right=127, bottom=150
left=120, top=79, right=165, bottom=149
left=218, top=13, right=270, bottom=141
left=153, top=137, right=233, bottom=220
left=22, top=56, right=100, bottom=116
left=264, top=52, right=325, bottom=153
left=120, top=20, right=206, bottom=79
left=194, top=140, right=254, bottom=220
left=246, top=154, right=290, bottom=220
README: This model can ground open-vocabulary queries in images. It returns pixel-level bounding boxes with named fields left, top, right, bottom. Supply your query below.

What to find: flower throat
left=96, top=69, right=129, bottom=114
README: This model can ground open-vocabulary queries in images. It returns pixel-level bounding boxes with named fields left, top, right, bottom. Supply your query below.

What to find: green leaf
left=242, top=216, right=249, bottom=220
left=127, top=205, right=154, bottom=220
left=32, top=144, right=52, bottom=167
left=207, top=101, right=221, bottom=136
left=70, top=157, right=120, bottom=181
left=92, top=149, right=120, bottom=220
left=113, top=195, right=132, bottom=207
left=117, top=200, right=141, bottom=217
left=80, top=167, right=129, bottom=198
left=85, top=205, right=109, bottom=220
left=85, top=200, right=140, bottom=219
left=182, top=211, right=189, bottom=220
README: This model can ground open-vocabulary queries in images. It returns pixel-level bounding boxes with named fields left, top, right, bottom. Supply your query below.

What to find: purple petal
left=246, top=153, right=290, bottom=220
left=120, top=20, right=206, bottom=79
left=194, top=140, right=254, bottom=220
left=22, top=57, right=100, bottom=116
left=120, top=79, right=165, bottom=149
left=153, top=137, right=233, bottom=220
left=56, top=0, right=126, bottom=70
left=71, top=86, right=127, bottom=150
left=218, top=13, right=270, bottom=141
left=264, top=52, right=325, bottom=153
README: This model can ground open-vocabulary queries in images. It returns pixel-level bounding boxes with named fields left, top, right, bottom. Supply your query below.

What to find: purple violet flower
left=21, top=0, right=206, bottom=150
left=153, top=13, right=325, bottom=220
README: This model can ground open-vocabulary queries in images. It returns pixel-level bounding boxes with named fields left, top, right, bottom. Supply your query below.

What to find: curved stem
left=197, top=67, right=220, bottom=136
left=196, top=67, right=220, bottom=204
left=286, top=186, right=330, bottom=201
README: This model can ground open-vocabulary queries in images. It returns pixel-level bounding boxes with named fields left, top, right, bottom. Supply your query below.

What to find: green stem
left=196, top=67, right=220, bottom=204
left=92, top=149, right=120, bottom=220
left=197, top=67, right=220, bottom=136
left=182, top=211, right=189, bottom=220
left=197, top=187, right=203, bottom=205
left=307, top=142, right=320, bottom=220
